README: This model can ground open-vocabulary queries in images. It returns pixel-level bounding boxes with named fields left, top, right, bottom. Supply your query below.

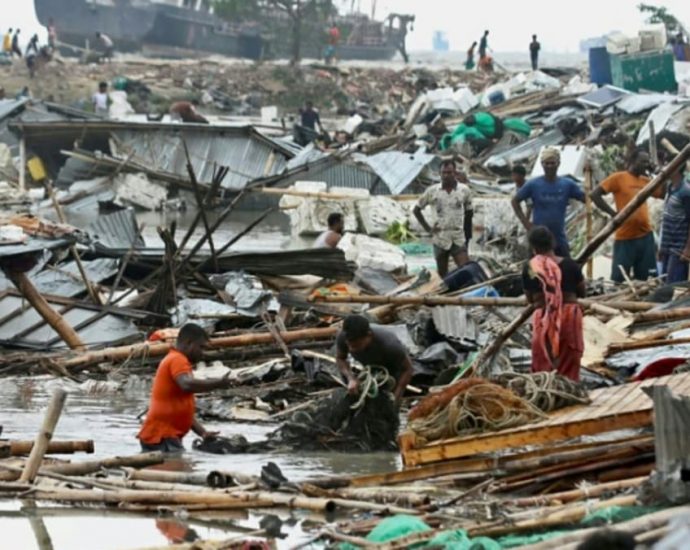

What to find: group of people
left=137, top=145, right=690, bottom=454
left=465, top=31, right=541, bottom=72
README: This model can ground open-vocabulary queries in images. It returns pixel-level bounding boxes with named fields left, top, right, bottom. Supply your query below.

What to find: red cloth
left=529, top=255, right=563, bottom=360
left=138, top=349, right=195, bottom=444
left=529, top=254, right=583, bottom=382
left=532, top=303, right=583, bottom=381
left=328, top=26, right=341, bottom=45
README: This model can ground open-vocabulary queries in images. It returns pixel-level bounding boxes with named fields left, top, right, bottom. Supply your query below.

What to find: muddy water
left=5, top=205, right=433, bottom=548
left=1, top=377, right=401, bottom=549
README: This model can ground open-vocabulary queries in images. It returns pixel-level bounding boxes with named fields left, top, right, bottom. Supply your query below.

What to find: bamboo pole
left=649, top=121, right=658, bottom=164
left=584, top=163, right=594, bottom=279
left=468, top=495, right=638, bottom=537
left=468, top=305, right=536, bottom=377
left=125, top=469, right=210, bottom=486
left=57, top=326, right=339, bottom=371
left=44, top=179, right=102, bottom=306
left=5, top=270, right=85, bottom=350
left=9, top=440, right=94, bottom=456
left=19, top=389, right=67, bottom=483
left=516, top=504, right=690, bottom=550
left=635, top=307, right=690, bottom=324
left=311, top=294, right=653, bottom=311
left=608, top=336, right=690, bottom=354
left=19, top=137, right=26, bottom=192
left=510, top=476, right=647, bottom=507
left=576, top=143, right=690, bottom=264
left=0, top=452, right=165, bottom=482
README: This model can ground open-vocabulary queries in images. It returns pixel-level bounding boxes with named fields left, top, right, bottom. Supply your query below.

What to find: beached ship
left=34, top=0, right=411, bottom=61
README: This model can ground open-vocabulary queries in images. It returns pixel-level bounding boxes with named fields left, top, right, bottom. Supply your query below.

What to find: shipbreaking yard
left=4, top=21, right=690, bottom=550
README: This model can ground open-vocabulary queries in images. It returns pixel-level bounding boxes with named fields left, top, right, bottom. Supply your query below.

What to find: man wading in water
left=336, top=315, right=413, bottom=407
left=138, top=323, right=233, bottom=453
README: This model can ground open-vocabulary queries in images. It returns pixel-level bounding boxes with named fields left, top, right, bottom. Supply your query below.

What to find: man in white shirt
left=92, top=81, right=109, bottom=117
left=95, top=32, right=114, bottom=62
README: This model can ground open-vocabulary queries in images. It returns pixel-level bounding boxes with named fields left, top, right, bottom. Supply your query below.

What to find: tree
left=267, top=0, right=334, bottom=65
left=212, top=0, right=261, bottom=20
left=638, top=4, right=681, bottom=34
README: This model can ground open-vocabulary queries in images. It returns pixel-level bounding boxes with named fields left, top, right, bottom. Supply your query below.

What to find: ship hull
left=35, top=0, right=396, bottom=61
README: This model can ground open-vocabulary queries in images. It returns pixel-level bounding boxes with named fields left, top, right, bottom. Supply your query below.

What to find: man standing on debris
left=314, top=212, right=344, bottom=248
left=3, top=29, right=12, bottom=56
left=591, top=149, right=661, bottom=282
left=523, top=226, right=585, bottom=382
left=299, top=101, right=323, bottom=134
left=95, top=32, right=114, bottom=62
left=479, top=30, right=489, bottom=59
left=336, top=315, right=413, bottom=407
left=169, top=100, right=209, bottom=124
left=512, top=148, right=585, bottom=257
left=530, top=35, right=541, bottom=70
left=659, top=156, right=690, bottom=283
left=465, top=41, right=477, bottom=70
left=138, top=323, right=233, bottom=453
left=11, top=29, right=22, bottom=58
left=92, top=81, right=110, bottom=117
left=414, top=159, right=474, bottom=278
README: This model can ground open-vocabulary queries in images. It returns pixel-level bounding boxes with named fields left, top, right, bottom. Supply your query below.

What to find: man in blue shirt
left=659, top=159, right=690, bottom=283
left=511, top=148, right=585, bottom=257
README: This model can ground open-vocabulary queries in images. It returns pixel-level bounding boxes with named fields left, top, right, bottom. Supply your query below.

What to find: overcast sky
left=8, top=0, right=690, bottom=52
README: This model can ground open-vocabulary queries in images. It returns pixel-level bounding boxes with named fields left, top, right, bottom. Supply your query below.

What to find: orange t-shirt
left=601, top=171, right=661, bottom=241
left=138, top=349, right=195, bottom=445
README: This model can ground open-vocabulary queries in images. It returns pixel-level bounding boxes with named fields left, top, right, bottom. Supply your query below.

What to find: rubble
left=3, top=23, right=690, bottom=549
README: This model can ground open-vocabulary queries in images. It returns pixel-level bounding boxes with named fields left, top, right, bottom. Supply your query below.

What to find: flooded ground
left=1, top=376, right=402, bottom=549
left=3, top=203, right=434, bottom=549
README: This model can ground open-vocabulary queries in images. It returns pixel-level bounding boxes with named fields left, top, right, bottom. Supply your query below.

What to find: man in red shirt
left=138, top=323, right=232, bottom=453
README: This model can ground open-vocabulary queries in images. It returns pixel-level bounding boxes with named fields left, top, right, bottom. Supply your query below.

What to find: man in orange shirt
left=138, top=323, right=232, bottom=453
left=591, top=150, right=662, bottom=283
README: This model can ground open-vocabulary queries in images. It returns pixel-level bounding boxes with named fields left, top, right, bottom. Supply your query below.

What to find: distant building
left=433, top=31, right=449, bottom=52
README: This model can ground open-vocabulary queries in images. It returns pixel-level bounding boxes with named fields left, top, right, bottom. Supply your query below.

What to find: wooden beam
left=401, top=410, right=652, bottom=467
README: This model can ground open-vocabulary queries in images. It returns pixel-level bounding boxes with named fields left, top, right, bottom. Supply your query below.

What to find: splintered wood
left=399, top=371, right=690, bottom=467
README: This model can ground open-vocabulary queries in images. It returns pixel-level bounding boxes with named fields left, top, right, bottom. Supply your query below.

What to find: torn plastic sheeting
left=636, top=102, right=690, bottom=145
left=484, top=128, right=565, bottom=171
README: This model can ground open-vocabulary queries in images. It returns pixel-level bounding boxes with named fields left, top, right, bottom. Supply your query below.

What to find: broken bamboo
left=576, top=143, right=690, bottom=263
left=57, top=326, right=339, bottom=370
left=5, top=270, right=85, bottom=350
left=634, top=307, right=690, bottom=324
left=608, top=336, right=690, bottom=354
left=19, top=389, right=67, bottom=483
left=510, top=476, right=647, bottom=507
left=7, top=440, right=94, bottom=456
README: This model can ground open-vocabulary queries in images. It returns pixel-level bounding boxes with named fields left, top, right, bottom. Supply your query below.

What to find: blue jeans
left=662, top=253, right=690, bottom=284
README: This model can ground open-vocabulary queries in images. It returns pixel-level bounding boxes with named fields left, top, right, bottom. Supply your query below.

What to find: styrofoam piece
left=338, top=233, right=406, bottom=272
left=261, top=106, right=278, bottom=123
left=108, top=90, right=134, bottom=119
left=114, top=173, right=168, bottom=210
left=344, top=114, right=363, bottom=134
left=639, top=24, right=667, bottom=51
left=280, top=181, right=362, bottom=236
left=356, top=195, right=408, bottom=236
left=530, top=146, right=588, bottom=181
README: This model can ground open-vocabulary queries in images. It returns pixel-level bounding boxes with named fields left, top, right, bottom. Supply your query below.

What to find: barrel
left=589, top=47, right=612, bottom=86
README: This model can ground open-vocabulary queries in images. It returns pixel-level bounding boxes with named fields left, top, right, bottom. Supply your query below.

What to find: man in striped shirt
left=660, top=161, right=690, bottom=283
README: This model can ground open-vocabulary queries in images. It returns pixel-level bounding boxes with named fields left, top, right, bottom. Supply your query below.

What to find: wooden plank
left=402, top=410, right=652, bottom=467
left=349, top=434, right=651, bottom=487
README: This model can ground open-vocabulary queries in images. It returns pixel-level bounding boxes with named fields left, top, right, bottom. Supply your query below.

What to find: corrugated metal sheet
left=0, top=99, right=30, bottom=122
left=89, top=209, right=144, bottom=251
left=431, top=306, right=478, bottom=347
left=485, top=128, right=565, bottom=171
left=112, top=126, right=294, bottom=191
left=30, top=258, right=119, bottom=298
left=359, top=149, right=436, bottom=195
left=0, top=236, right=74, bottom=260
left=0, top=291, right=142, bottom=350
